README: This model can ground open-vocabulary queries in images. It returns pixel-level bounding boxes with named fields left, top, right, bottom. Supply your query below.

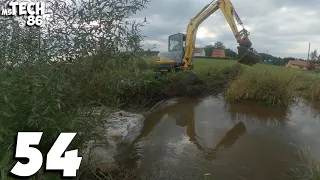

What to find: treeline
left=258, top=53, right=298, bottom=66
left=258, top=52, right=320, bottom=66
left=138, top=49, right=160, bottom=57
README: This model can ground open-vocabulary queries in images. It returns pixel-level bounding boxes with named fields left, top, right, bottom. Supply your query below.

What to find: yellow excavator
left=156, top=0, right=261, bottom=73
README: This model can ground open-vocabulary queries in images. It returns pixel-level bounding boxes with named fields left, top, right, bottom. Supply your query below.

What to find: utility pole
left=267, top=49, right=269, bottom=64
left=307, top=43, right=311, bottom=60
left=265, top=49, right=268, bottom=61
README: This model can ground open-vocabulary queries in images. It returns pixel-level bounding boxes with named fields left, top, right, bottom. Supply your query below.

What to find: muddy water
left=122, top=96, right=320, bottom=180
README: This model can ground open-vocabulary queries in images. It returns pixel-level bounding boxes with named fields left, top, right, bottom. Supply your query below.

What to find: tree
left=204, top=45, right=214, bottom=57
left=0, top=0, right=150, bottom=177
left=0, top=0, right=149, bottom=68
left=283, top=57, right=296, bottom=64
left=213, top=41, right=226, bottom=49
left=204, top=41, right=227, bottom=57
left=225, top=48, right=237, bottom=58
left=310, top=49, right=318, bottom=61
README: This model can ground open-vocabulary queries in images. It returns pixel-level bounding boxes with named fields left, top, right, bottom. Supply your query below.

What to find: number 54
left=10, top=132, right=82, bottom=177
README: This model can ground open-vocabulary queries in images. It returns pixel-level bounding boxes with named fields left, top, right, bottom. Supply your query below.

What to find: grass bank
left=224, top=63, right=320, bottom=106
left=125, top=59, right=244, bottom=112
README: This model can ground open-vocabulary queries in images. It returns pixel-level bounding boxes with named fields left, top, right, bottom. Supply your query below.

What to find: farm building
left=211, top=49, right=226, bottom=58
left=285, top=59, right=312, bottom=70
left=194, top=47, right=205, bottom=57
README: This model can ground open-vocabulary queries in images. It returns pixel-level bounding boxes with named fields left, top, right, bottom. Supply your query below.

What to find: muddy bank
left=125, top=71, right=238, bottom=113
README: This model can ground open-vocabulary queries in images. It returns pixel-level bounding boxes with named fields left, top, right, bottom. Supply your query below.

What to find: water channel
left=120, top=95, right=320, bottom=180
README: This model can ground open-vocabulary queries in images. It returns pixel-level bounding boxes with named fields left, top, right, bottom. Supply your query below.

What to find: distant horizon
left=143, top=48, right=309, bottom=59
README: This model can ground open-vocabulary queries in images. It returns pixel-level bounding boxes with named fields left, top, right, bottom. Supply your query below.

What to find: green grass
left=193, top=58, right=237, bottom=72
left=290, top=162, right=320, bottom=180
left=144, top=56, right=237, bottom=71
left=147, top=56, right=320, bottom=106
left=287, top=145, right=320, bottom=180
left=224, top=62, right=320, bottom=106
left=225, top=64, right=298, bottom=106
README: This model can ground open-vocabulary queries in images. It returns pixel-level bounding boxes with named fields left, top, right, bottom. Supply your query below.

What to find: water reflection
left=116, top=98, right=200, bottom=166
left=117, top=96, right=320, bottom=180
left=225, top=101, right=290, bottom=126
left=202, top=121, right=246, bottom=161
left=134, top=98, right=200, bottom=142
left=309, top=100, right=320, bottom=117
left=165, top=99, right=248, bottom=161
left=128, top=98, right=247, bottom=160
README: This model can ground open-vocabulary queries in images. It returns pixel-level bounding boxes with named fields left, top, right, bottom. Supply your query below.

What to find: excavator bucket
left=237, top=46, right=261, bottom=66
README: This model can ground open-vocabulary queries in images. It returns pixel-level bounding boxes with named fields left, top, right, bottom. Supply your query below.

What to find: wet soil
left=124, top=71, right=238, bottom=113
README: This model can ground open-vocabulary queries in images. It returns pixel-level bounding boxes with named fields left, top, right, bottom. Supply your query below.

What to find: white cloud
left=134, top=0, right=320, bottom=58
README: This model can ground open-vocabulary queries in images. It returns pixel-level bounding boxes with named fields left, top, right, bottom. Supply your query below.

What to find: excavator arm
left=183, top=0, right=260, bottom=70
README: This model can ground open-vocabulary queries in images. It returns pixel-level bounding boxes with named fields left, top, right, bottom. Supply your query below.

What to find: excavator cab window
left=168, top=33, right=184, bottom=51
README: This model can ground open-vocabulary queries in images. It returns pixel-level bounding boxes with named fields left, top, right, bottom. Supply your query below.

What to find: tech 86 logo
left=1, top=1, right=46, bottom=27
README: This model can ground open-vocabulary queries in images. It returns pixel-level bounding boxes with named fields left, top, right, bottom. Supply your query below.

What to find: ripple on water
left=125, top=96, right=320, bottom=180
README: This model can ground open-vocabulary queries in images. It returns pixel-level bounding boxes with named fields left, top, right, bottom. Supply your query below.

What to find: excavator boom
left=183, top=0, right=260, bottom=69
left=156, top=0, right=261, bottom=73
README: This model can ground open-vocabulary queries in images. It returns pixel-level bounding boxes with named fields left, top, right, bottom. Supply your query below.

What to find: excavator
left=156, top=0, right=261, bottom=73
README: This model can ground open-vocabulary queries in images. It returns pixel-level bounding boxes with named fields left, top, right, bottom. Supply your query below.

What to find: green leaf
left=0, top=111, right=16, bottom=117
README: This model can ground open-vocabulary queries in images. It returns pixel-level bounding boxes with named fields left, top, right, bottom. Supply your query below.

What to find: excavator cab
left=157, top=33, right=186, bottom=72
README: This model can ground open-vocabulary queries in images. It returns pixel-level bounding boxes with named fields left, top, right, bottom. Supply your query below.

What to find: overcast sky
left=133, top=0, right=320, bottom=58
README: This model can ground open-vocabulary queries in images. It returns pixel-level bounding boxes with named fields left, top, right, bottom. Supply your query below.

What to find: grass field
left=145, top=56, right=238, bottom=71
